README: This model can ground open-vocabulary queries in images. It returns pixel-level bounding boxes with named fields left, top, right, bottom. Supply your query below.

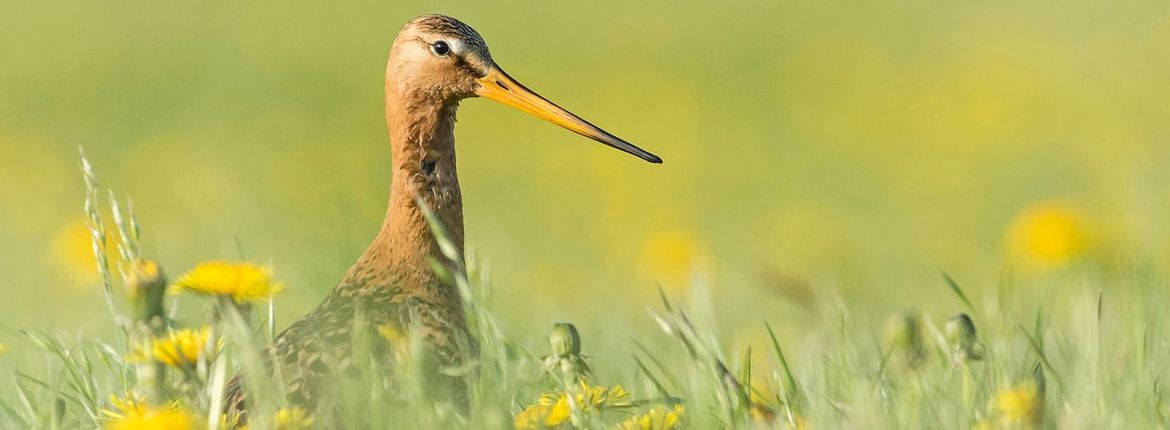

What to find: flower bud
left=543, top=323, right=590, bottom=380
left=945, top=313, right=984, bottom=362
left=549, top=322, right=581, bottom=357
left=883, top=311, right=926, bottom=369
left=123, top=259, right=170, bottom=402
left=125, top=259, right=167, bottom=332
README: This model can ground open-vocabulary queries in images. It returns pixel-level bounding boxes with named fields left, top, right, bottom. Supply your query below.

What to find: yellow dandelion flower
left=544, top=395, right=572, bottom=427
left=172, top=261, right=284, bottom=303
left=513, top=402, right=552, bottom=430
left=101, top=393, right=196, bottom=430
left=514, top=380, right=632, bottom=429
left=571, top=379, right=631, bottom=410
left=620, top=405, right=685, bottom=430
left=514, top=398, right=567, bottom=430
left=105, top=407, right=197, bottom=430
left=131, top=327, right=218, bottom=368
left=274, top=407, right=315, bottom=430
left=993, top=381, right=1041, bottom=426
left=100, top=393, right=147, bottom=422
left=153, top=327, right=216, bottom=367
left=50, top=218, right=116, bottom=289
left=0, top=342, right=7, bottom=357
left=639, top=230, right=708, bottom=290
left=1006, top=202, right=1092, bottom=270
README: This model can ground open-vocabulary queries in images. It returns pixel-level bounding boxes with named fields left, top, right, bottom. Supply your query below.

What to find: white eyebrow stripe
left=446, top=39, right=467, bottom=56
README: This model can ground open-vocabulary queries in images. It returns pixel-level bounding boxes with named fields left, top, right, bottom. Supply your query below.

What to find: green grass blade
left=632, top=355, right=673, bottom=399
left=764, top=321, right=800, bottom=406
left=631, top=340, right=682, bottom=390
left=942, top=273, right=974, bottom=313
left=1018, top=324, right=1061, bottom=388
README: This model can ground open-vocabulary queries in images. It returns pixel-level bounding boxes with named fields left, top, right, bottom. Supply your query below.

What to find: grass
left=1, top=2, right=1167, bottom=427
left=0, top=155, right=1166, bottom=429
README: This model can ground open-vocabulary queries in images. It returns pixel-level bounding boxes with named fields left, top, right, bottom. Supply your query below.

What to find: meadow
left=1, top=1, right=1169, bottom=428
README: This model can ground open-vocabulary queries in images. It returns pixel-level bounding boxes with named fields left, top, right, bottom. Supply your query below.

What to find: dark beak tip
left=646, top=154, right=663, bottom=164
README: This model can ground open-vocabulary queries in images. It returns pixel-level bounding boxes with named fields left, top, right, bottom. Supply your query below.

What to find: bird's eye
left=431, top=40, right=450, bottom=56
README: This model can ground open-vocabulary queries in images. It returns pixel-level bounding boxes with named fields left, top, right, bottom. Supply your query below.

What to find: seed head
left=549, top=322, right=581, bottom=356
left=945, top=313, right=984, bottom=362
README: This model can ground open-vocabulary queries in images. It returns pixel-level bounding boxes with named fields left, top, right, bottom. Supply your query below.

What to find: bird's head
left=389, top=14, right=662, bottom=163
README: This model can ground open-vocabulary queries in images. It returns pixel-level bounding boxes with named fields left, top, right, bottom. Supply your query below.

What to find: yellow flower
left=236, top=407, right=314, bottom=430
left=639, top=230, right=708, bottom=290
left=100, top=393, right=147, bottom=422
left=172, top=261, right=284, bottom=303
left=0, top=342, right=7, bottom=357
left=376, top=323, right=414, bottom=363
left=1006, top=202, right=1091, bottom=270
left=620, top=405, right=685, bottom=430
left=274, top=407, right=315, bottom=430
left=50, top=218, right=116, bottom=288
left=993, top=381, right=1041, bottom=426
left=105, top=407, right=197, bottom=430
left=513, top=402, right=552, bottom=429
left=101, top=393, right=196, bottom=430
left=377, top=323, right=406, bottom=343
left=219, top=412, right=243, bottom=430
left=573, top=380, right=631, bottom=411
left=131, top=327, right=218, bottom=368
left=124, top=259, right=164, bottom=300
left=544, top=395, right=572, bottom=427
left=514, top=379, right=632, bottom=429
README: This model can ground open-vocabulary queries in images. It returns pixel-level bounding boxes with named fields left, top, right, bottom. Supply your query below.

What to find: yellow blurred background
left=1, top=1, right=1168, bottom=346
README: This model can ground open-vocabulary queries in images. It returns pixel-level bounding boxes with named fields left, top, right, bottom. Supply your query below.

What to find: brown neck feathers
left=345, top=76, right=465, bottom=297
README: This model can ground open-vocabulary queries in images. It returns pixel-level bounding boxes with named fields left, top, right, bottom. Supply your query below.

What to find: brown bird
left=224, top=14, right=660, bottom=418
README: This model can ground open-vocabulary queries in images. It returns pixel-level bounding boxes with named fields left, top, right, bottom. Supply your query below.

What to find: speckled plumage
left=224, top=15, right=485, bottom=418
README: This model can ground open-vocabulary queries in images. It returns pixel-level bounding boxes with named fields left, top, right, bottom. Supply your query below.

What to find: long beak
left=475, top=66, right=662, bottom=164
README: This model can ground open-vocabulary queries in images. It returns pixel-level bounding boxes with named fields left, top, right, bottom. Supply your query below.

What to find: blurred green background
left=1, top=1, right=1168, bottom=352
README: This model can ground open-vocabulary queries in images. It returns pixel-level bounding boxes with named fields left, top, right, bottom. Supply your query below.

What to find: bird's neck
left=350, top=84, right=465, bottom=297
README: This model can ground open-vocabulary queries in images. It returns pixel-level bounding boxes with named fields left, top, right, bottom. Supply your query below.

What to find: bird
left=224, top=14, right=661, bottom=419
